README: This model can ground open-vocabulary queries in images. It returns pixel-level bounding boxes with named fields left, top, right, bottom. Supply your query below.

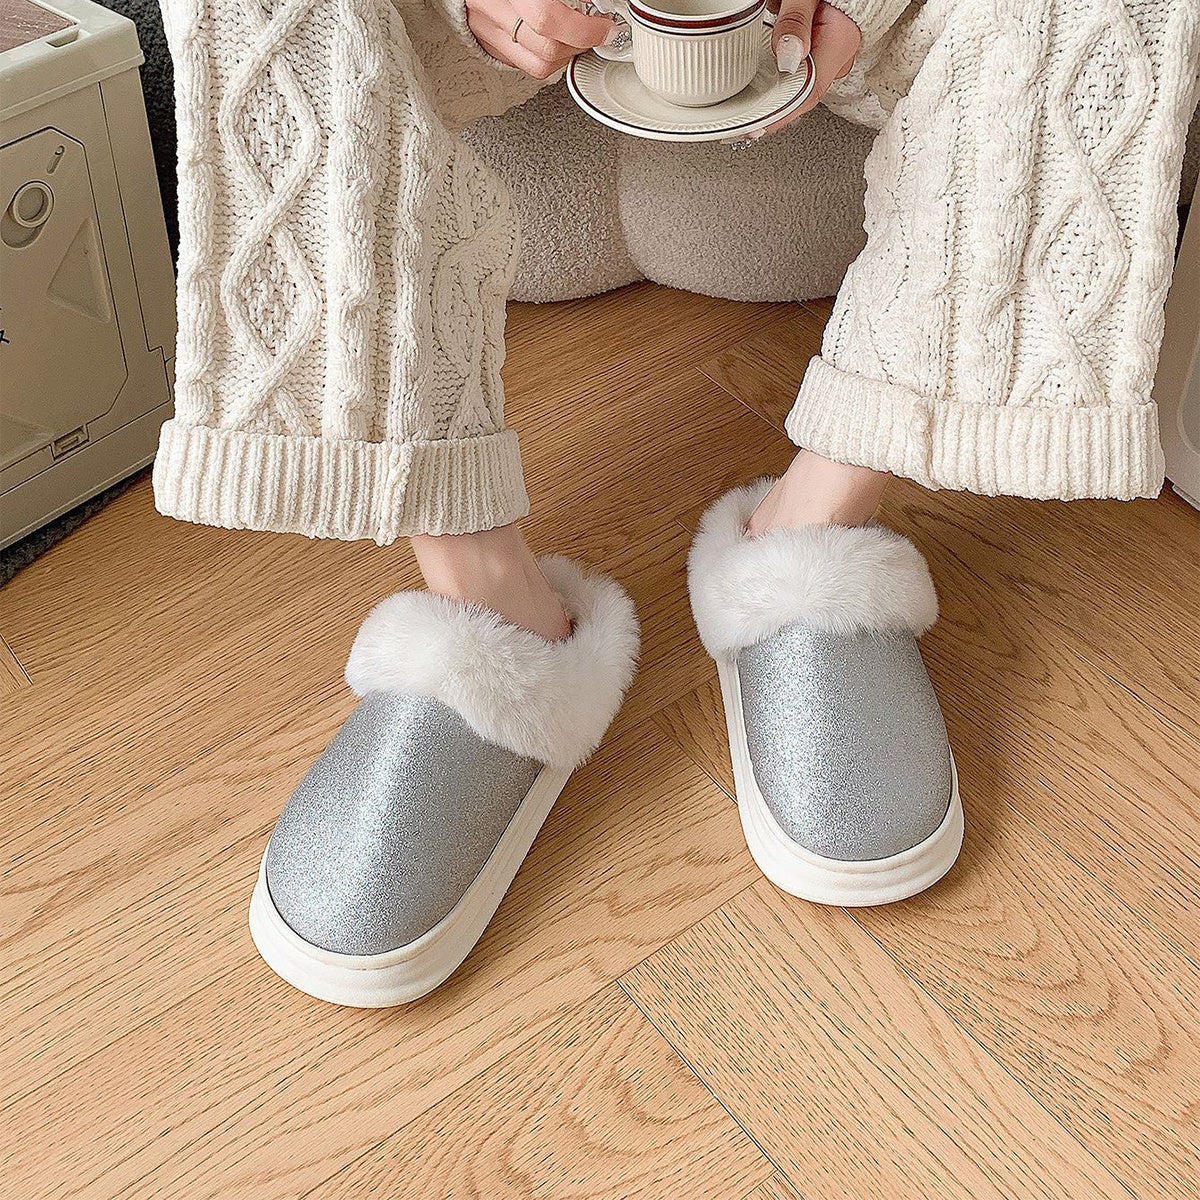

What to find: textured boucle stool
left=464, top=82, right=876, bottom=304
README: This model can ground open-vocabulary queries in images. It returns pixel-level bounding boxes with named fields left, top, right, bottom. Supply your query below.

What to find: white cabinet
left=0, top=0, right=175, bottom=550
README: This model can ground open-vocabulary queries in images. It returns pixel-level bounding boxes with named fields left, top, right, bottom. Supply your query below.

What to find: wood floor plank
left=0, top=517, right=711, bottom=1094
left=802, top=296, right=836, bottom=321
left=310, top=985, right=768, bottom=1199
left=904, top=486, right=1200, bottom=745
left=0, top=367, right=784, bottom=906
left=851, top=795, right=1200, bottom=1196
left=515, top=366, right=796, bottom=564
left=655, top=620, right=1200, bottom=961
left=0, top=504, right=730, bottom=1103
left=0, top=532, right=410, bottom=869
left=504, top=283, right=779, bottom=391
left=683, top=309, right=1200, bottom=955
left=891, top=487, right=1200, bottom=954
left=2, top=720, right=760, bottom=1198
left=0, top=474, right=252, bottom=680
left=745, top=1174, right=802, bottom=1200
left=5, top=281, right=1198, bottom=1199
left=923, top=636, right=1200, bottom=956
left=622, top=884, right=1128, bottom=1200
left=653, top=676, right=733, bottom=798
left=697, top=303, right=827, bottom=428
left=654, top=607, right=1200, bottom=1187
left=0, top=633, right=31, bottom=691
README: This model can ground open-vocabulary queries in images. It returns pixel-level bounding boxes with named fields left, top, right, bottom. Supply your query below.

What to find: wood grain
left=2, top=282, right=1197, bottom=1198
left=623, top=884, right=1130, bottom=1200
left=698, top=302, right=829, bottom=428
left=656, top=634, right=1200, bottom=962
left=695, top=297, right=1200, bottom=742
left=746, top=1175, right=803, bottom=1200
left=2, top=719, right=761, bottom=1197
left=888, top=485, right=1200, bottom=956
left=653, top=676, right=732, bottom=798
left=313, top=985, right=767, bottom=1199
left=851, top=791, right=1200, bottom=1197
left=0, top=633, right=31, bottom=691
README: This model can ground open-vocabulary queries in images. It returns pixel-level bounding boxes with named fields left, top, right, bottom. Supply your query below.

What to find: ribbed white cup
left=625, top=0, right=765, bottom=107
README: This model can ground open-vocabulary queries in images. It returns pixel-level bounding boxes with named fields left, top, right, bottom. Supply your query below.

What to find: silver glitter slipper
left=249, top=556, right=639, bottom=1006
left=689, top=481, right=963, bottom=906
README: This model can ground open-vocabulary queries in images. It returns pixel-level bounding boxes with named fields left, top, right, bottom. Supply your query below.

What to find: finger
left=472, top=16, right=569, bottom=77
left=771, top=0, right=817, bottom=70
left=763, top=16, right=859, bottom=133
left=512, top=15, right=574, bottom=60
left=512, top=0, right=616, bottom=49
left=799, top=15, right=860, bottom=109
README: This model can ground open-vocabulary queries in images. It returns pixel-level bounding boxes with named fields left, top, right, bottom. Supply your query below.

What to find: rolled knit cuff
left=152, top=421, right=530, bottom=543
left=787, top=357, right=1166, bottom=501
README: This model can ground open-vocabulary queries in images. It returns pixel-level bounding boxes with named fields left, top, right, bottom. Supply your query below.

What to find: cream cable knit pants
left=154, top=0, right=1200, bottom=543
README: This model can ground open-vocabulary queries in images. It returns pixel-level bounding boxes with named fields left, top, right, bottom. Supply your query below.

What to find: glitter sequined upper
left=266, top=692, right=542, bottom=955
left=738, top=622, right=952, bottom=862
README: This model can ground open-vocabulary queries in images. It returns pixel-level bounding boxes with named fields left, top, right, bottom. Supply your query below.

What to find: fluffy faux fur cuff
left=688, top=480, right=938, bottom=659
left=345, top=556, right=639, bottom=771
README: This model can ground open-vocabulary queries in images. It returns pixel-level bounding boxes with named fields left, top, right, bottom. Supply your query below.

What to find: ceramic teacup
left=596, top=0, right=768, bottom=107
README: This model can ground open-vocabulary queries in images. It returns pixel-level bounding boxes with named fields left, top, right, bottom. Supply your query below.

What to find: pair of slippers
left=249, top=480, right=964, bottom=1007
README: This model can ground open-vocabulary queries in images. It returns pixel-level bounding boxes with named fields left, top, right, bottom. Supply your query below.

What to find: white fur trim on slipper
left=344, top=556, right=639, bottom=771
left=688, top=479, right=938, bottom=659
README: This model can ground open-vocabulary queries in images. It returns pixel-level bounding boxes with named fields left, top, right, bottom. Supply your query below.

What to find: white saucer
left=566, top=31, right=814, bottom=142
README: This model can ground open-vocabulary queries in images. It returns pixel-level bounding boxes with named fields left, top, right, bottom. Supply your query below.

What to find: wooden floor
left=3, top=284, right=1199, bottom=1199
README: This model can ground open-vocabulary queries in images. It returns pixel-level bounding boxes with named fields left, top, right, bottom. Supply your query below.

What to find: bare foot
left=747, top=450, right=890, bottom=537
left=411, top=524, right=572, bottom=642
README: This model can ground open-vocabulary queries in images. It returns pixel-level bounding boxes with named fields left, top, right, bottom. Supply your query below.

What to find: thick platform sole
left=717, top=657, right=964, bottom=907
left=248, top=764, right=573, bottom=1007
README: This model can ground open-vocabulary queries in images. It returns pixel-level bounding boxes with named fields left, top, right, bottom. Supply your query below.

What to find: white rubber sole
left=717, top=657, right=964, bottom=906
left=248, top=764, right=573, bottom=1007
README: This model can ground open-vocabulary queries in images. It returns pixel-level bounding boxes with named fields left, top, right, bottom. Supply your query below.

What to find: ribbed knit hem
left=152, top=422, right=530, bottom=543
left=787, top=357, right=1166, bottom=501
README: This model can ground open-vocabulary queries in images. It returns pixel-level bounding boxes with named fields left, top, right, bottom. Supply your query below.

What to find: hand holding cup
left=758, top=0, right=861, bottom=130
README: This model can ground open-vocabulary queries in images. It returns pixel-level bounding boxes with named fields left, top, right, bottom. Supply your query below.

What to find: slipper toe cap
left=265, top=692, right=542, bottom=957
left=738, top=623, right=953, bottom=862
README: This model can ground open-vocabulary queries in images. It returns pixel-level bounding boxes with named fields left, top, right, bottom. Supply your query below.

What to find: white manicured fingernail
left=602, top=20, right=625, bottom=45
left=775, top=33, right=803, bottom=73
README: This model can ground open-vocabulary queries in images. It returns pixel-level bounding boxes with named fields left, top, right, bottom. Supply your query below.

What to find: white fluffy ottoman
left=463, top=82, right=876, bottom=304
left=465, top=85, right=1199, bottom=305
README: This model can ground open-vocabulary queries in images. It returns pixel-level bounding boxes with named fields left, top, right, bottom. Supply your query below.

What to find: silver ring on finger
left=510, top=17, right=524, bottom=41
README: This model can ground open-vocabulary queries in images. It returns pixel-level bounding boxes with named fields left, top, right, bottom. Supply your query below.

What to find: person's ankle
left=411, top=525, right=572, bottom=642
left=747, top=451, right=890, bottom=538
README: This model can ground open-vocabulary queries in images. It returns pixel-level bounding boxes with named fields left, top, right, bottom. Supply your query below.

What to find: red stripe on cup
left=627, top=0, right=765, bottom=32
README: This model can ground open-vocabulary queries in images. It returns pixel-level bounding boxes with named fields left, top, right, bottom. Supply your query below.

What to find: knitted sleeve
left=401, top=0, right=548, bottom=130
left=825, top=0, right=914, bottom=43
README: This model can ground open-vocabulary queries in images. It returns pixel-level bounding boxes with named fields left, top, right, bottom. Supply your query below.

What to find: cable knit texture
left=797, top=0, right=1200, bottom=499
left=154, top=0, right=544, bottom=541
left=155, top=0, right=1199, bottom=539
